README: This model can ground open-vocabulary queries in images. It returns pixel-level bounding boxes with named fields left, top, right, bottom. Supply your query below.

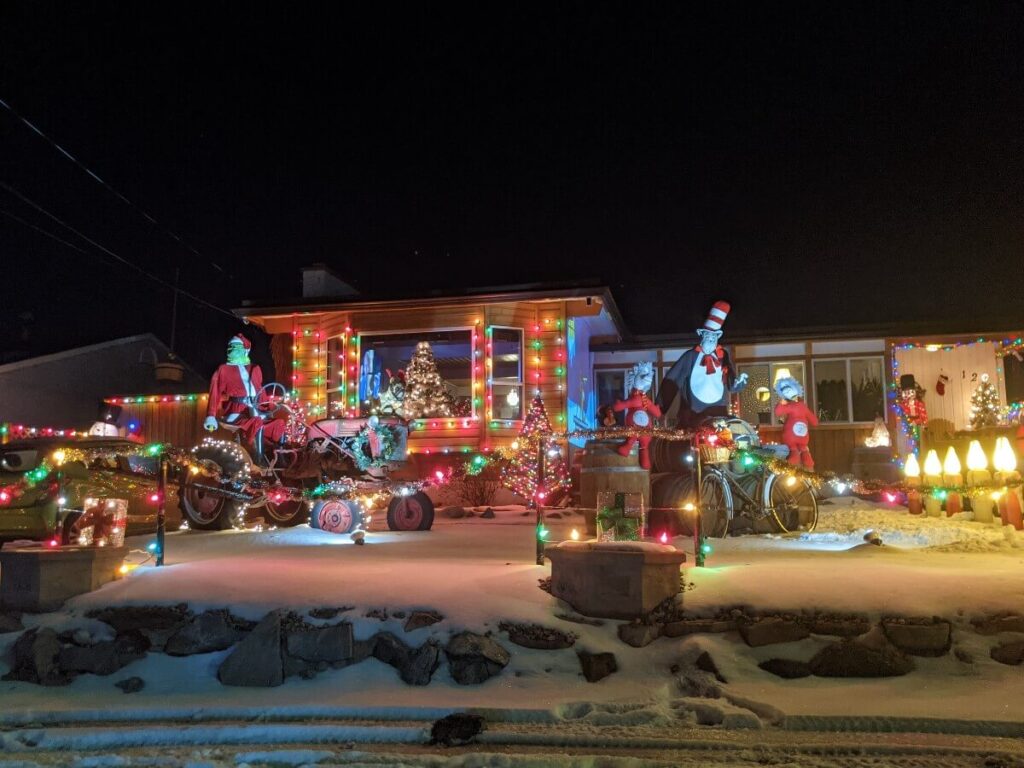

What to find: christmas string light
left=105, top=394, right=206, bottom=405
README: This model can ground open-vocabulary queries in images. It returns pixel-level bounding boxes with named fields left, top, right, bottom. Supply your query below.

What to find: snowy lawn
left=1, top=499, right=1022, bottom=724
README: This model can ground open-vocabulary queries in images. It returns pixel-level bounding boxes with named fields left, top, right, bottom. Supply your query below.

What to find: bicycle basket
left=698, top=444, right=732, bottom=464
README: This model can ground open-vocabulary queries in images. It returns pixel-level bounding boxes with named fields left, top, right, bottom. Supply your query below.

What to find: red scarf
left=695, top=345, right=728, bottom=375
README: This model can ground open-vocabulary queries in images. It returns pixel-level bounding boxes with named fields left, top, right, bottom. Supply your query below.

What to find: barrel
left=649, top=472, right=698, bottom=536
left=850, top=446, right=900, bottom=484
left=649, top=437, right=694, bottom=474
left=579, top=440, right=650, bottom=535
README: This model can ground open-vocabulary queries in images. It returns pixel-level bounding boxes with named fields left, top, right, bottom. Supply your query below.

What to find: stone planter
left=0, top=546, right=126, bottom=612
left=546, top=541, right=685, bottom=619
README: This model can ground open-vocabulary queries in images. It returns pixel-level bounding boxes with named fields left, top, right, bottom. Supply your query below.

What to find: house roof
left=593, top=316, right=1024, bottom=352
left=236, top=279, right=630, bottom=338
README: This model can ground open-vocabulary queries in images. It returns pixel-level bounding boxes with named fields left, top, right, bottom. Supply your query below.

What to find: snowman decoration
left=658, top=301, right=749, bottom=428
left=612, top=361, right=662, bottom=469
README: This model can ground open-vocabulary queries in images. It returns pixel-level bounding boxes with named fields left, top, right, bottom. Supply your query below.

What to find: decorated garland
left=561, top=426, right=696, bottom=442
left=350, top=422, right=399, bottom=471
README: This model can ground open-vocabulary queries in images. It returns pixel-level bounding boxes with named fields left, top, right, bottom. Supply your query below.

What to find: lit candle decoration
left=965, top=440, right=994, bottom=524
left=922, top=449, right=943, bottom=517
left=993, top=437, right=1023, bottom=530
left=903, top=453, right=922, bottom=515
left=942, top=447, right=963, bottom=516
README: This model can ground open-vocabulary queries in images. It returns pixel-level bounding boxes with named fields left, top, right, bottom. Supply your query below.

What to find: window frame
left=736, top=360, right=807, bottom=427
left=489, top=325, right=525, bottom=422
left=811, top=355, right=886, bottom=425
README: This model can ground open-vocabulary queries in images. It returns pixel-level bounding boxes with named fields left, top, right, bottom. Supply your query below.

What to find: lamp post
left=156, top=453, right=167, bottom=566
left=535, top=440, right=546, bottom=565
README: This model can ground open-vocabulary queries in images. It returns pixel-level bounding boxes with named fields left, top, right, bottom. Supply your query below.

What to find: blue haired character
left=774, top=377, right=818, bottom=469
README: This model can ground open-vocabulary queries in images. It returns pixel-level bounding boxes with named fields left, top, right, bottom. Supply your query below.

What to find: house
left=235, top=266, right=626, bottom=475
left=0, top=334, right=208, bottom=444
left=593, top=321, right=1024, bottom=476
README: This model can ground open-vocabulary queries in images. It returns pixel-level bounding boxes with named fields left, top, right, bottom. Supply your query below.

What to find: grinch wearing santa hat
left=657, top=301, right=749, bottom=428
left=204, top=334, right=288, bottom=446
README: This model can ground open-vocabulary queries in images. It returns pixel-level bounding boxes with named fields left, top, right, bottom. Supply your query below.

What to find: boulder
left=663, top=618, right=736, bottom=637
left=617, top=622, right=661, bottom=648
left=881, top=620, right=951, bottom=657
left=429, top=713, right=485, bottom=746
left=87, top=604, right=192, bottom=650
left=115, top=676, right=145, bottom=693
left=286, top=623, right=354, bottom=663
left=0, top=612, right=24, bottom=634
left=371, top=632, right=441, bottom=685
left=2, top=628, right=70, bottom=686
left=809, top=638, right=914, bottom=678
left=738, top=618, right=809, bottom=647
left=165, top=611, right=247, bottom=656
left=990, top=640, right=1024, bottom=666
left=972, top=614, right=1024, bottom=635
left=58, top=631, right=148, bottom=676
left=445, top=632, right=511, bottom=685
left=217, top=611, right=283, bottom=687
left=404, top=610, right=444, bottom=633
left=308, top=606, right=353, bottom=620
left=577, top=650, right=617, bottom=682
left=758, top=658, right=812, bottom=679
left=694, top=650, right=726, bottom=683
left=480, top=508, right=496, bottom=519
left=500, top=622, right=576, bottom=650
left=442, top=506, right=468, bottom=519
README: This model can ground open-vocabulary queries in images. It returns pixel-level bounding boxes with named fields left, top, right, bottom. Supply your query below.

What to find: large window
left=356, top=330, right=474, bottom=418
left=490, top=327, right=524, bottom=421
left=813, top=357, right=885, bottom=424
left=736, top=361, right=806, bottom=426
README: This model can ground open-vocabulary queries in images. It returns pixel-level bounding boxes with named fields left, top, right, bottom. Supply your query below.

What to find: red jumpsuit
left=774, top=399, right=818, bottom=468
left=206, top=364, right=287, bottom=444
left=613, top=389, right=662, bottom=469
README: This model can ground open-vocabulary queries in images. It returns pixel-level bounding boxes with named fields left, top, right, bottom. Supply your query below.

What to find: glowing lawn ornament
left=922, top=449, right=943, bottom=517
left=966, top=440, right=995, bottom=523
left=942, top=447, right=963, bottom=516
left=993, top=437, right=1022, bottom=530
left=903, top=453, right=923, bottom=515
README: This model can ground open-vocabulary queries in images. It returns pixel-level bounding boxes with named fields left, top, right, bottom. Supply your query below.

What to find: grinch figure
left=774, top=376, right=818, bottom=468
left=658, top=301, right=749, bottom=428
left=204, top=334, right=288, bottom=447
left=612, top=361, right=662, bottom=469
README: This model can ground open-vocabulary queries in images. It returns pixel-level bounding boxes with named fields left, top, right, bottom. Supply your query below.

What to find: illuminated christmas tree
left=501, top=395, right=569, bottom=503
left=403, top=341, right=454, bottom=418
left=969, top=374, right=1000, bottom=428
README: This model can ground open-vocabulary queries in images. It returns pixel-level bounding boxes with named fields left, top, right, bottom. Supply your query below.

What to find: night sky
left=1, top=3, right=1022, bottom=375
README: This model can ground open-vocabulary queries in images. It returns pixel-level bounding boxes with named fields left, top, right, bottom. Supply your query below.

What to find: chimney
left=302, top=263, right=359, bottom=299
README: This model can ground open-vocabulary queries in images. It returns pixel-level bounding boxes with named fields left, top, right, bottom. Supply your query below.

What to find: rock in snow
left=2, top=628, right=70, bottom=686
left=990, top=640, right=1024, bottom=666
left=445, top=632, right=510, bottom=684
left=576, top=650, right=617, bottom=682
left=57, top=631, right=148, bottom=675
left=758, top=658, right=812, bottom=679
left=286, top=623, right=354, bottom=663
left=617, top=622, right=661, bottom=648
left=809, top=637, right=914, bottom=678
left=500, top=622, right=577, bottom=650
left=881, top=619, right=951, bottom=657
left=218, top=611, right=283, bottom=687
left=738, top=617, right=810, bottom=647
left=371, top=632, right=441, bottom=685
left=0, top=612, right=24, bottom=634
left=165, top=610, right=247, bottom=656
left=403, top=610, right=444, bottom=633
left=115, top=676, right=145, bottom=693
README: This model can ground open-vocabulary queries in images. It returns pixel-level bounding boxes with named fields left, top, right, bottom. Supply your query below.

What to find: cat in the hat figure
left=612, top=361, right=662, bottom=469
left=658, top=301, right=749, bottom=428
left=774, top=376, right=818, bottom=468
left=204, top=334, right=288, bottom=447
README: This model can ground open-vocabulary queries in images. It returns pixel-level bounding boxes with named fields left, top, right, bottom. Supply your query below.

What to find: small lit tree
left=969, top=374, right=1000, bottom=428
left=501, top=395, right=569, bottom=503
left=403, top=341, right=453, bottom=418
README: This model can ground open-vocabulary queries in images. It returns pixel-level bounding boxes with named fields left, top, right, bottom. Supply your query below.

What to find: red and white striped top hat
left=702, top=301, right=730, bottom=332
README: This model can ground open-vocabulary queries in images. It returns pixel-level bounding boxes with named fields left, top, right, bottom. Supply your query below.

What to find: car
left=0, top=437, right=176, bottom=544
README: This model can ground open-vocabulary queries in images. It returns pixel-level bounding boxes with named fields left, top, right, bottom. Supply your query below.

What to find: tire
left=763, top=473, right=819, bottom=533
left=310, top=499, right=359, bottom=533
left=696, top=470, right=733, bottom=538
left=178, top=442, right=248, bottom=531
left=60, top=511, right=84, bottom=546
left=386, top=491, right=435, bottom=531
left=263, top=493, right=309, bottom=527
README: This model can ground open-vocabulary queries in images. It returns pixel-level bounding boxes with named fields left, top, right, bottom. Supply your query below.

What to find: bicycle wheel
left=762, top=473, right=818, bottom=533
left=696, top=470, right=733, bottom=538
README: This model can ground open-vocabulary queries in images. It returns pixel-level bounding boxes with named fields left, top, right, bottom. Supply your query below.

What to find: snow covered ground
left=1, top=498, right=1022, bottom=727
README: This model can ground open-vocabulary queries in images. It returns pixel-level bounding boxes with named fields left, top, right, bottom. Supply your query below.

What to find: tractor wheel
left=179, top=442, right=248, bottom=530
left=386, top=491, right=435, bottom=531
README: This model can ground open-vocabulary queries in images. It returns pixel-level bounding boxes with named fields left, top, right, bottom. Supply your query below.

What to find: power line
left=0, top=180, right=238, bottom=320
left=0, top=95, right=226, bottom=273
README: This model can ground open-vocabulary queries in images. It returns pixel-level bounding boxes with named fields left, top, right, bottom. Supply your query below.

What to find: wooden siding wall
left=262, top=299, right=570, bottom=462
left=114, top=397, right=208, bottom=448
left=757, top=425, right=874, bottom=475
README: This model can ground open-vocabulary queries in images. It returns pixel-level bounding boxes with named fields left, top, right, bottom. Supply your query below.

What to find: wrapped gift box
left=596, top=490, right=645, bottom=541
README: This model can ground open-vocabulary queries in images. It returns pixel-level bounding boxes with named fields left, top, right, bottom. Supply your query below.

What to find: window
left=812, top=357, right=885, bottom=424
left=595, top=369, right=628, bottom=425
left=490, top=327, right=524, bottom=421
left=326, top=335, right=347, bottom=414
left=356, top=330, right=474, bottom=417
left=736, top=361, right=806, bottom=426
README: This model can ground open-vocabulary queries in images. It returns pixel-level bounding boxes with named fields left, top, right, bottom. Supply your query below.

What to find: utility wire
left=0, top=180, right=237, bottom=320
left=0, top=95, right=227, bottom=273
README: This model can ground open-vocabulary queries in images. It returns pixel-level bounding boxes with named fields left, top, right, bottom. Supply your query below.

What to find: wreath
left=350, top=422, right=398, bottom=471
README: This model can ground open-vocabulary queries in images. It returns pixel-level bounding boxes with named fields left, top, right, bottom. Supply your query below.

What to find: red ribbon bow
left=696, top=345, right=726, bottom=375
